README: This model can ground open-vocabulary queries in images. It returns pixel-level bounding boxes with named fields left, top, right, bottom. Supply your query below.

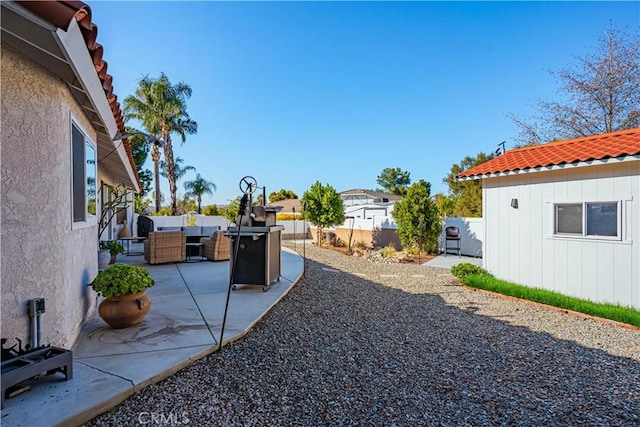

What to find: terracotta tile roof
left=458, top=128, right=640, bottom=179
left=19, top=0, right=138, bottom=186
left=266, top=199, right=302, bottom=213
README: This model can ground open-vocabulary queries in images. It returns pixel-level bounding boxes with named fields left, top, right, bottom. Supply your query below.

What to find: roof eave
left=55, top=19, right=140, bottom=192
left=2, top=1, right=140, bottom=192
left=457, top=154, right=640, bottom=181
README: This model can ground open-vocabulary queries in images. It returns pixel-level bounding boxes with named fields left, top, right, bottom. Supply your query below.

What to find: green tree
left=124, top=73, right=198, bottom=215
left=183, top=173, right=217, bottom=214
left=268, top=189, right=298, bottom=203
left=149, top=206, right=172, bottom=216
left=176, top=196, right=198, bottom=215
left=376, top=167, right=411, bottom=196
left=202, top=204, right=221, bottom=216
left=301, top=181, right=345, bottom=246
left=158, top=157, right=194, bottom=212
left=510, top=27, right=640, bottom=146
left=435, top=193, right=455, bottom=217
left=126, top=130, right=153, bottom=214
left=160, top=157, right=195, bottom=183
left=223, top=197, right=241, bottom=224
left=444, top=152, right=493, bottom=217
left=392, top=180, right=441, bottom=253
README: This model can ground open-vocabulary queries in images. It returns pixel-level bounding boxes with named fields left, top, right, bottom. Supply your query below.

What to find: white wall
left=1, top=46, right=98, bottom=349
left=278, top=220, right=310, bottom=238
left=439, top=217, right=484, bottom=257
left=332, top=216, right=397, bottom=231
left=483, top=161, right=639, bottom=309
left=132, top=214, right=229, bottom=235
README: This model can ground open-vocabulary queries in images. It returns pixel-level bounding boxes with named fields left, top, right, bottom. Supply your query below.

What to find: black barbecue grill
left=225, top=177, right=285, bottom=292
left=227, top=206, right=284, bottom=291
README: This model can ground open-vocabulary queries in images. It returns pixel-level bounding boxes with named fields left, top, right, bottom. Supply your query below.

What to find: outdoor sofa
left=144, top=231, right=186, bottom=264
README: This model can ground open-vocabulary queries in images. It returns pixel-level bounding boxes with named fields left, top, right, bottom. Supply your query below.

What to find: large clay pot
left=98, top=291, right=151, bottom=329
left=118, top=220, right=131, bottom=238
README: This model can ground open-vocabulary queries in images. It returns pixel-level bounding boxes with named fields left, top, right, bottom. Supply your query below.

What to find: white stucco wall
left=1, top=46, right=99, bottom=349
left=482, top=161, right=639, bottom=309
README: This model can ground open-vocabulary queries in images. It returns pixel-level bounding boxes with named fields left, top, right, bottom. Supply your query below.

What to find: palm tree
left=184, top=173, right=217, bottom=214
left=160, top=157, right=195, bottom=184
left=123, top=73, right=197, bottom=214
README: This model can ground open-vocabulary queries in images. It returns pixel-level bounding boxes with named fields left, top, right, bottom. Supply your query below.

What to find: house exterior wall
left=1, top=46, right=98, bottom=349
left=482, top=161, right=639, bottom=309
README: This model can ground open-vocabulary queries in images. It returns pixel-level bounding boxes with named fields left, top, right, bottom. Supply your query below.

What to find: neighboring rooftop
left=340, top=189, right=402, bottom=202
left=457, top=128, right=640, bottom=180
left=267, top=198, right=302, bottom=213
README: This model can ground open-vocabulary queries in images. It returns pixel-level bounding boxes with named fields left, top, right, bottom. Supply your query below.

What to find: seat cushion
left=182, top=226, right=203, bottom=236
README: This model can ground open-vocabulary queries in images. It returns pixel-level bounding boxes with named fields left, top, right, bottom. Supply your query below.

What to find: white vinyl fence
left=439, top=217, right=484, bottom=257
left=131, top=214, right=229, bottom=236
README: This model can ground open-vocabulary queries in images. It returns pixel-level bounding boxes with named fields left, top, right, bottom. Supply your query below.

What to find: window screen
left=586, top=202, right=617, bottom=237
left=555, top=204, right=582, bottom=234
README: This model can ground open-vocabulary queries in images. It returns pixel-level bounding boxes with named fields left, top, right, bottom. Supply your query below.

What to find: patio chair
left=444, top=226, right=461, bottom=257
left=144, top=231, right=186, bottom=264
left=200, top=231, right=231, bottom=261
left=137, top=215, right=154, bottom=240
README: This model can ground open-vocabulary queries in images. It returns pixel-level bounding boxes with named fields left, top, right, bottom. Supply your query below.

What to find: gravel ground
left=87, top=243, right=640, bottom=426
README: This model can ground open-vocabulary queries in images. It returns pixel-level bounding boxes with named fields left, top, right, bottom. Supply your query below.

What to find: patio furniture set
left=120, top=226, right=231, bottom=265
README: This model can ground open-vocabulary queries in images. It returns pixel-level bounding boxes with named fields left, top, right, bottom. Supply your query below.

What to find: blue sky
left=89, top=1, right=639, bottom=206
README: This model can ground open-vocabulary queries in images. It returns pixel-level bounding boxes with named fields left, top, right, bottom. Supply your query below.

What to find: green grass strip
left=461, top=274, right=640, bottom=328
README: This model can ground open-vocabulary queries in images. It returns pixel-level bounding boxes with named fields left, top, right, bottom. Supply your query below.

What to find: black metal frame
left=444, top=226, right=461, bottom=258
left=1, top=346, right=73, bottom=408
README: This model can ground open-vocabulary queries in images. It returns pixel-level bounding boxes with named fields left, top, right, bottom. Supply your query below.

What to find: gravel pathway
left=87, top=243, right=640, bottom=426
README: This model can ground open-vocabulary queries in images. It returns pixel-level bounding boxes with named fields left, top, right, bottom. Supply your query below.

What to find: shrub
left=276, top=213, right=302, bottom=221
left=379, top=244, right=397, bottom=258
left=354, top=240, right=368, bottom=249
left=331, top=236, right=346, bottom=247
left=91, top=263, right=155, bottom=298
left=403, top=245, right=420, bottom=256
left=100, top=240, right=125, bottom=255
left=451, top=263, right=490, bottom=279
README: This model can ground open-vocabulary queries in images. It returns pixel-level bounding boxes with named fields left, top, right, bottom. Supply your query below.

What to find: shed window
left=586, top=202, right=617, bottom=237
left=555, top=204, right=582, bottom=234
left=554, top=201, right=620, bottom=239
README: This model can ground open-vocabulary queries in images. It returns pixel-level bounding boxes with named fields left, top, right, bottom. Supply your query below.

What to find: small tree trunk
left=317, top=227, right=322, bottom=246
left=151, top=145, right=161, bottom=213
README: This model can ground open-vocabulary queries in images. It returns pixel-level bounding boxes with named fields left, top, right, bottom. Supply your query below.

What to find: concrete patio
left=1, top=242, right=304, bottom=427
left=1, top=241, right=482, bottom=426
left=423, top=253, right=483, bottom=269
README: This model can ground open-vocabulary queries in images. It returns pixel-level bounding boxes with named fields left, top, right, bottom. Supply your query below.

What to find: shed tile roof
left=19, top=0, right=138, bottom=185
left=458, top=128, right=640, bottom=179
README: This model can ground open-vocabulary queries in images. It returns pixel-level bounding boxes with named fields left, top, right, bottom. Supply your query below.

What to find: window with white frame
left=72, top=122, right=96, bottom=224
left=554, top=201, right=620, bottom=238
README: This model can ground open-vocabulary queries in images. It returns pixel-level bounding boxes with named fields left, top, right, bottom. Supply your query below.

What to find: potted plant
left=97, top=184, right=131, bottom=269
left=100, top=240, right=125, bottom=264
left=91, top=263, right=155, bottom=328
